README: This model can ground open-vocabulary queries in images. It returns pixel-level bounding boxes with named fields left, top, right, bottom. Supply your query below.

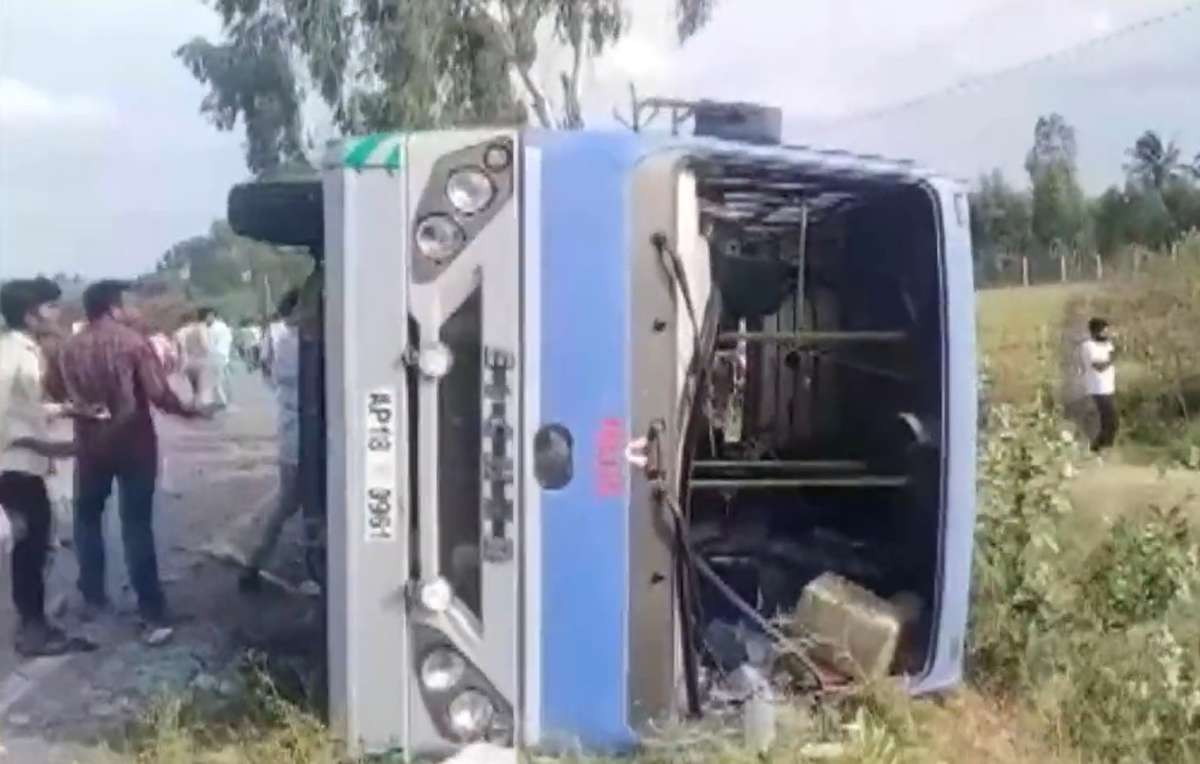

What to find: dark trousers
left=74, top=456, right=165, bottom=620
left=0, top=472, right=52, bottom=625
left=1092, top=394, right=1118, bottom=452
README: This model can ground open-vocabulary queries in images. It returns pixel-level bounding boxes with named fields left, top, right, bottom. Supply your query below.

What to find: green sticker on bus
left=343, top=133, right=405, bottom=171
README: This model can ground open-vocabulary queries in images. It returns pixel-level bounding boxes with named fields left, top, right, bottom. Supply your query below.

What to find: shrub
left=970, top=393, right=1078, bottom=694
left=1056, top=623, right=1200, bottom=762
left=971, top=365, right=1200, bottom=762
left=1079, top=505, right=1200, bottom=630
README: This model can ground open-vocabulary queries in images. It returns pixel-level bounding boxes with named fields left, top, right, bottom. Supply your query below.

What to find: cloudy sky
left=2, top=0, right=1198, bottom=279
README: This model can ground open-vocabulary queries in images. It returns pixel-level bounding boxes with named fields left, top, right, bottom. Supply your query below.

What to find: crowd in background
left=0, top=277, right=307, bottom=658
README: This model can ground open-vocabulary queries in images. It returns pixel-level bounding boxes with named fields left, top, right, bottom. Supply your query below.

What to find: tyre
left=227, top=181, right=324, bottom=254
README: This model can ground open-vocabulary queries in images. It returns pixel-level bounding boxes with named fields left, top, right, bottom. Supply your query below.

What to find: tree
left=179, top=0, right=722, bottom=174
left=1092, top=184, right=1178, bottom=257
left=1125, top=131, right=1184, bottom=193
left=1162, top=180, right=1200, bottom=236
left=177, top=11, right=308, bottom=176
left=969, top=169, right=1032, bottom=283
left=1092, top=187, right=1131, bottom=258
left=1024, top=113, right=1077, bottom=183
left=1025, top=114, right=1087, bottom=258
left=1030, top=165, right=1088, bottom=252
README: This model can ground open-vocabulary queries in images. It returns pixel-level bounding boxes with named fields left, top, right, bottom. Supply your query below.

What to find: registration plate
left=365, top=387, right=399, bottom=542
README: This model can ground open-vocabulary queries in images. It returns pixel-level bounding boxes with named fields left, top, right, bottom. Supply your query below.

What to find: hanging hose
left=647, top=232, right=826, bottom=708
left=654, top=486, right=826, bottom=690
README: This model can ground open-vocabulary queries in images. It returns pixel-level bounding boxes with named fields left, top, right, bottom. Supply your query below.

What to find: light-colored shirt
left=236, top=326, right=261, bottom=352
left=0, top=330, right=53, bottom=476
left=260, top=320, right=287, bottom=372
left=1081, top=338, right=1115, bottom=396
left=177, top=322, right=209, bottom=366
left=271, top=324, right=300, bottom=465
left=208, top=319, right=233, bottom=363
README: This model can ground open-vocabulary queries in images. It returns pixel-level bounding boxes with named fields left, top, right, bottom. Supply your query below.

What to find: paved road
left=0, top=369, right=321, bottom=757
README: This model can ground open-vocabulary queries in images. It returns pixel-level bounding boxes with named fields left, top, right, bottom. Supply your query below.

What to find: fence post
left=1094, top=253, right=1103, bottom=281
left=1022, top=256, right=1030, bottom=287
left=1060, top=254, right=1067, bottom=283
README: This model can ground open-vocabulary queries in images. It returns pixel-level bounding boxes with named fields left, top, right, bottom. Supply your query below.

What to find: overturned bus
left=226, top=102, right=977, bottom=759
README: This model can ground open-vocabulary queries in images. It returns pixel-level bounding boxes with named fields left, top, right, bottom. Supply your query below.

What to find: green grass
left=977, top=283, right=1093, bottom=402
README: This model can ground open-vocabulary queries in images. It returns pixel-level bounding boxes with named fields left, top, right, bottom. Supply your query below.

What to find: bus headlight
left=483, top=143, right=511, bottom=172
left=446, top=168, right=495, bottom=215
left=417, top=343, right=454, bottom=379
left=447, top=690, right=495, bottom=742
left=415, top=215, right=465, bottom=261
left=420, top=648, right=466, bottom=692
left=418, top=577, right=454, bottom=613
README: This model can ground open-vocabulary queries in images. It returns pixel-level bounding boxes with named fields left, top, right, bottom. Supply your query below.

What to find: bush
left=1082, top=231, right=1200, bottom=455
left=1079, top=505, right=1200, bottom=630
left=971, top=371, right=1200, bottom=762
left=970, top=394, right=1078, bottom=694
left=1053, top=620, right=1200, bottom=762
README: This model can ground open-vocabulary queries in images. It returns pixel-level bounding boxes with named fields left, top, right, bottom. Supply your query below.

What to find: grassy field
left=976, top=283, right=1091, bottom=401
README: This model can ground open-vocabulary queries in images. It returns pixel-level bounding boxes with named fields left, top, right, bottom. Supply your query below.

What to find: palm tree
left=1125, top=130, right=1184, bottom=192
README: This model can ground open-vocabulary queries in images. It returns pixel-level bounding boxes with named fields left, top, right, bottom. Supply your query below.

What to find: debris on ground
left=790, top=572, right=903, bottom=680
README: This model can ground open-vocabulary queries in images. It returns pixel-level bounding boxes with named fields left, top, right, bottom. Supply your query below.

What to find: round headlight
left=415, top=215, right=465, bottom=261
left=447, top=690, right=495, bottom=742
left=446, top=168, right=494, bottom=215
left=418, top=577, right=454, bottom=613
left=420, top=648, right=466, bottom=692
left=483, top=144, right=511, bottom=172
left=417, top=343, right=454, bottom=379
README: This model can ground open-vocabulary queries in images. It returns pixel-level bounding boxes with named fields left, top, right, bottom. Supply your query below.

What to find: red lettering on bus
left=595, top=418, right=624, bottom=498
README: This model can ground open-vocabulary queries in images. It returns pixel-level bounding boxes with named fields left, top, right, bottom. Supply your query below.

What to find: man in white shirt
left=1081, top=317, right=1118, bottom=453
left=239, top=289, right=317, bottom=592
left=205, top=309, right=234, bottom=407
left=0, top=279, right=90, bottom=655
left=176, top=311, right=211, bottom=404
left=258, top=300, right=294, bottom=384
left=235, top=321, right=262, bottom=371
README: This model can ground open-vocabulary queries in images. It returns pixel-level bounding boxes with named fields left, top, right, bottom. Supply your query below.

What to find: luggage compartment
left=678, top=154, right=947, bottom=683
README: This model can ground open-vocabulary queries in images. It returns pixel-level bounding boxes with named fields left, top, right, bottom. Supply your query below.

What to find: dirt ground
left=0, top=370, right=322, bottom=761
left=1070, top=460, right=1200, bottom=519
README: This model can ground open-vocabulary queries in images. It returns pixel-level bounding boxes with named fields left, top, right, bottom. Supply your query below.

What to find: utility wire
left=825, top=2, right=1200, bottom=128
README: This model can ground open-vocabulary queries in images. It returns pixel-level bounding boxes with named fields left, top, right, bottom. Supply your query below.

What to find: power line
left=825, top=2, right=1200, bottom=128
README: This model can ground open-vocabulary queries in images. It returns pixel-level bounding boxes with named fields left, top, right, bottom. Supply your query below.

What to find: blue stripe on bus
left=532, top=130, right=639, bottom=750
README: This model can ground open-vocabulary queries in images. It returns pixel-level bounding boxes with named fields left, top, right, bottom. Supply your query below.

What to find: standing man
left=47, top=280, right=206, bottom=643
left=239, top=289, right=318, bottom=592
left=1081, top=317, right=1118, bottom=454
left=259, top=304, right=290, bottom=383
left=205, top=309, right=234, bottom=408
left=0, top=278, right=90, bottom=655
left=176, top=309, right=210, bottom=405
left=235, top=320, right=262, bottom=372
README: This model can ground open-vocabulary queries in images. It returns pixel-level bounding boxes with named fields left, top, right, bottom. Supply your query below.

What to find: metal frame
left=324, top=154, right=412, bottom=755
left=404, top=130, right=523, bottom=753
left=325, top=129, right=524, bottom=759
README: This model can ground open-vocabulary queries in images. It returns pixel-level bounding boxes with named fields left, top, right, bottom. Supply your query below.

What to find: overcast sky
left=2, top=0, right=1198, bottom=279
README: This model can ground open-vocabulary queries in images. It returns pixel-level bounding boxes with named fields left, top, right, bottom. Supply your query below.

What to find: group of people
left=173, top=307, right=234, bottom=409
left=0, top=277, right=310, bottom=658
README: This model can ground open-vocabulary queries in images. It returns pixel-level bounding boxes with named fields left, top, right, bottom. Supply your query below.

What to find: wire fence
left=977, top=243, right=1187, bottom=290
